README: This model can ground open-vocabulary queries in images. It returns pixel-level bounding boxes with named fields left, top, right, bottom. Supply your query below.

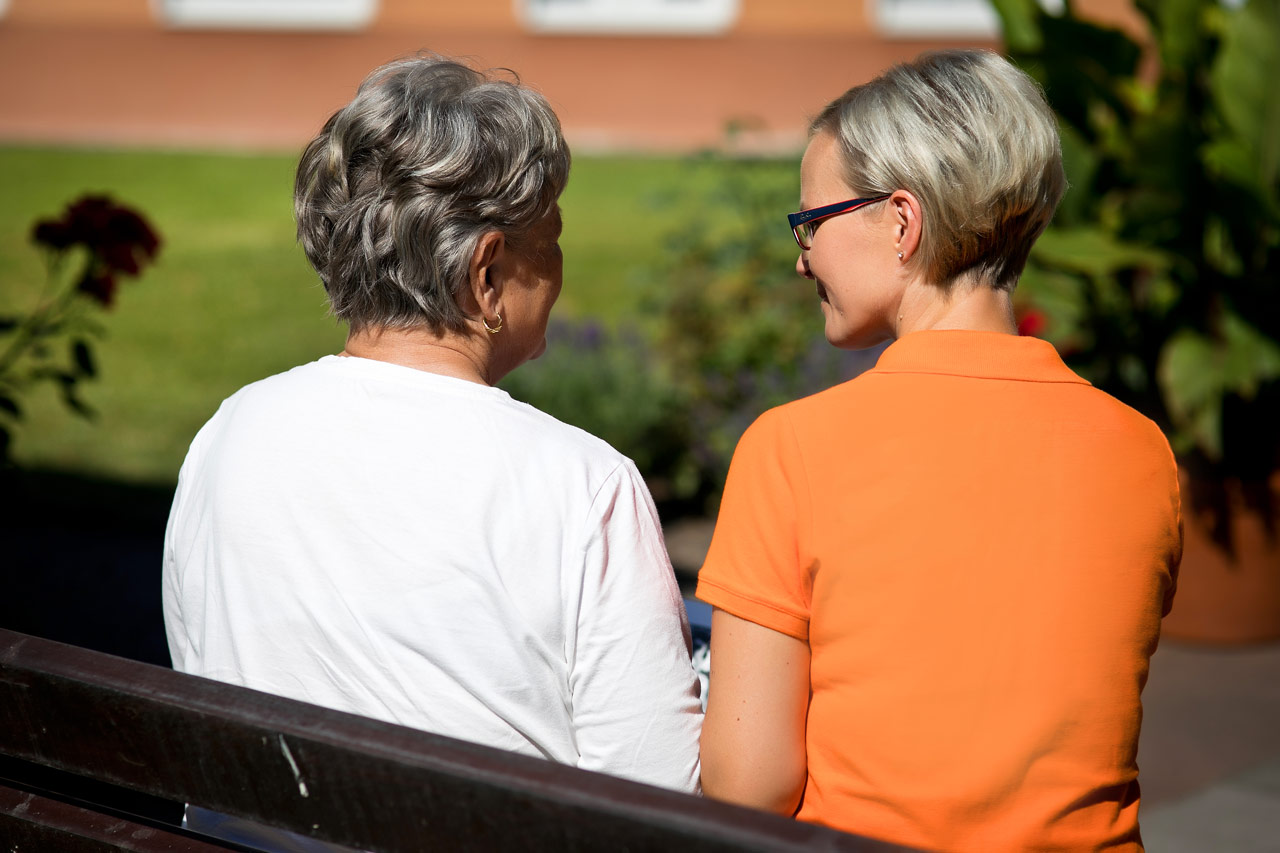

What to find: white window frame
left=871, top=0, right=1063, bottom=39
left=516, top=0, right=740, bottom=36
left=875, top=0, right=1242, bottom=39
left=153, top=0, right=378, bottom=30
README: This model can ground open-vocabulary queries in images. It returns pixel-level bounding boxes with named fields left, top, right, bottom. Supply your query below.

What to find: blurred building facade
left=0, top=0, right=1137, bottom=153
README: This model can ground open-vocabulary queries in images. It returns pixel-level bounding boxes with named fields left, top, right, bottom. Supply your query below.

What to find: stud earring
left=897, top=251, right=904, bottom=260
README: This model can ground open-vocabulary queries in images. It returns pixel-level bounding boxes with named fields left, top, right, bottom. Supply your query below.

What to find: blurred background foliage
left=5, top=0, right=1275, bottom=523
left=0, top=194, right=162, bottom=462
left=0, top=147, right=340, bottom=479
left=993, top=0, right=1280, bottom=495
left=638, top=149, right=879, bottom=506
left=504, top=149, right=878, bottom=511
left=0, top=146, right=861, bottom=515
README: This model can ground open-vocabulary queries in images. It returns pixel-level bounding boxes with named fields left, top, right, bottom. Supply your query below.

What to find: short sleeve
left=696, top=407, right=812, bottom=640
left=569, top=460, right=703, bottom=793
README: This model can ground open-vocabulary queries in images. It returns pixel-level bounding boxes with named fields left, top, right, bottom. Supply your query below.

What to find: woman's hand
left=699, top=608, right=810, bottom=814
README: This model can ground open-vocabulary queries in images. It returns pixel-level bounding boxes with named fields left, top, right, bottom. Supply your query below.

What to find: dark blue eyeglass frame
left=787, top=194, right=892, bottom=250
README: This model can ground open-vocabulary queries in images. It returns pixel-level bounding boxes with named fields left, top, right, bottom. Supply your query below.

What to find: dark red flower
left=31, top=195, right=162, bottom=288
left=32, top=220, right=75, bottom=250
left=77, top=270, right=119, bottom=307
left=63, top=197, right=114, bottom=245
left=100, top=242, right=141, bottom=276
left=1017, top=308, right=1047, bottom=337
left=101, top=205, right=161, bottom=263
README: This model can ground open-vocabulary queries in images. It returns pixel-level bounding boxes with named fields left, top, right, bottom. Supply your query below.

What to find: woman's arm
left=570, top=461, right=703, bottom=793
left=700, top=608, right=810, bottom=814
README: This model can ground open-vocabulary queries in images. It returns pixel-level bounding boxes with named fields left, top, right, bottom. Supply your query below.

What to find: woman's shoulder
left=495, top=393, right=633, bottom=470
left=749, top=375, right=872, bottom=431
left=206, top=357, right=638, bottom=477
left=213, top=355, right=343, bottom=403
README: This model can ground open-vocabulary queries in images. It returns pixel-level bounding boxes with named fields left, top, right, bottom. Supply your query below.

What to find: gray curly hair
left=295, top=54, right=570, bottom=333
left=811, top=49, right=1065, bottom=291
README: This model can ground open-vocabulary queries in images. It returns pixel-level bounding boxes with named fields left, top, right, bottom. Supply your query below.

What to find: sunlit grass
left=0, top=146, right=734, bottom=483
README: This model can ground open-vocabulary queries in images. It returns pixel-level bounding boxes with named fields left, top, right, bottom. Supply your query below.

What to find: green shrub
left=993, top=0, right=1280, bottom=489
left=499, top=317, right=701, bottom=505
left=640, top=148, right=881, bottom=511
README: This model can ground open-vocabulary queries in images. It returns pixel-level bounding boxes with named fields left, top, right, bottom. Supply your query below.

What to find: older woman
left=696, top=50, right=1181, bottom=850
left=163, top=55, right=701, bottom=798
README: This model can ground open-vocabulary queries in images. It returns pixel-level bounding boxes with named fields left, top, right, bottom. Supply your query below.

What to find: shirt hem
left=695, top=576, right=809, bottom=641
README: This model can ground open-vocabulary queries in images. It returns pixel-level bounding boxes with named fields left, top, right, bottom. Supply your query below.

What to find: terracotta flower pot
left=1161, top=469, right=1280, bottom=645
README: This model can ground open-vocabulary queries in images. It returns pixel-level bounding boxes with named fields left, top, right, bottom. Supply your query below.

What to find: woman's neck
left=895, top=278, right=1017, bottom=338
left=340, top=326, right=492, bottom=385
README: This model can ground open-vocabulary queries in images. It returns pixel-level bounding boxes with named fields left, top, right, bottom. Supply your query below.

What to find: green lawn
left=0, top=146, right=731, bottom=484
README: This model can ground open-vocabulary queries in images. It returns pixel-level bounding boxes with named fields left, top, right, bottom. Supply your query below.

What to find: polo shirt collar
left=870, top=330, right=1091, bottom=385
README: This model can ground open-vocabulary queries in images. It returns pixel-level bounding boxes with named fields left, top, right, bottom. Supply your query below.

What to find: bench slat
left=0, top=783, right=230, bottom=852
left=0, top=629, right=906, bottom=852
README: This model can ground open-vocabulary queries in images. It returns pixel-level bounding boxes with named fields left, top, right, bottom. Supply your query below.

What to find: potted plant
left=991, top=0, right=1280, bottom=642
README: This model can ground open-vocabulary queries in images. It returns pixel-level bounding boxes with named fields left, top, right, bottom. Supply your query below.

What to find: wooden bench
left=0, top=628, right=908, bottom=851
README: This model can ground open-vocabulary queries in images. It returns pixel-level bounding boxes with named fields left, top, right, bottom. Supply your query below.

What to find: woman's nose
left=796, top=252, right=814, bottom=279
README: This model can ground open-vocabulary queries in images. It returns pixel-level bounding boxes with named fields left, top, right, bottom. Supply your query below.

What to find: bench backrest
left=0, top=628, right=905, bottom=851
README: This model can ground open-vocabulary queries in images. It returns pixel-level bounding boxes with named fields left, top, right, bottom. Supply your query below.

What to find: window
left=517, top=0, right=740, bottom=36
left=155, top=0, right=378, bottom=30
left=871, top=0, right=1062, bottom=38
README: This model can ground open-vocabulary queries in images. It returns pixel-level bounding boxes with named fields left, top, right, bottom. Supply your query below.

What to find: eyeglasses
left=787, top=194, right=891, bottom=250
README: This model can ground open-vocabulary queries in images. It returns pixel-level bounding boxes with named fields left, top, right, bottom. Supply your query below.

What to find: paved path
left=1139, top=641, right=1280, bottom=850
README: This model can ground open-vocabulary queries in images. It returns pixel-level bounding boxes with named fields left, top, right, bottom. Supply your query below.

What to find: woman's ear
left=467, top=231, right=505, bottom=315
left=889, top=189, right=923, bottom=263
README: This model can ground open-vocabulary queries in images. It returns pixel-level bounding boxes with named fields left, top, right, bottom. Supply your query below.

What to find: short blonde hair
left=811, top=49, right=1065, bottom=291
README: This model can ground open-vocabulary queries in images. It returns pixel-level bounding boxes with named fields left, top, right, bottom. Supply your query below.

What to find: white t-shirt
left=163, top=355, right=702, bottom=792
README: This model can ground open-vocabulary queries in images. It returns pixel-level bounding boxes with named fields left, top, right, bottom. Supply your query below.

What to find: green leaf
left=1031, top=12, right=1142, bottom=141
left=1054, top=121, right=1100, bottom=225
left=1203, top=139, right=1269, bottom=206
left=1031, top=227, right=1171, bottom=276
left=1136, top=0, right=1210, bottom=74
left=990, top=0, right=1045, bottom=52
left=1180, top=399, right=1223, bottom=459
left=71, top=339, right=97, bottom=378
left=1211, top=0, right=1280, bottom=201
left=57, top=374, right=96, bottom=420
left=1221, top=311, right=1280, bottom=395
left=1159, top=329, right=1225, bottom=457
left=1158, top=313, right=1280, bottom=459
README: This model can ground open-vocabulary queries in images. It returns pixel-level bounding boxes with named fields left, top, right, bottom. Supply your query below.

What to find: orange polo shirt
left=697, top=330, right=1181, bottom=852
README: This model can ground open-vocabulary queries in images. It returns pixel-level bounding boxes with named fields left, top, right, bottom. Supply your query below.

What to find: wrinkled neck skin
left=340, top=325, right=497, bottom=386
left=893, top=275, right=1017, bottom=340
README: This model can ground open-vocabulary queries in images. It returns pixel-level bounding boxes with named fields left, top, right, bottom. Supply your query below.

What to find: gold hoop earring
left=483, top=313, right=503, bottom=334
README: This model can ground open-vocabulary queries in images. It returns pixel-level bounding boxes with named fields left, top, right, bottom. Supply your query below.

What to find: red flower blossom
left=32, top=195, right=161, bottom=306
left=77, top=271, right=119, bottom=308
left=32, top=220, right=76, bottom=250
left=1017, top=308, right=1047, bottom=337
